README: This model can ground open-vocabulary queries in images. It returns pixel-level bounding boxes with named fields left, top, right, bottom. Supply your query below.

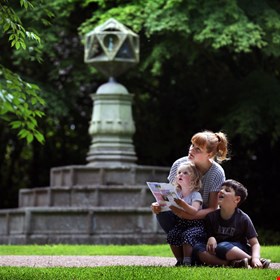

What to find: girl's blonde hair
left=175, top=162, right=202, bottom=192
left=191, top=130, right=230, bottom=163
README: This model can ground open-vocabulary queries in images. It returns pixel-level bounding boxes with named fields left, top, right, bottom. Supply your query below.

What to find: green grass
left=0, top=266, right=279, bottom=280
left=0, top=244, right=173, bottom=256
left=0, top=245, right=279, bottom=280
left=0, top=244, right=279, bottom=261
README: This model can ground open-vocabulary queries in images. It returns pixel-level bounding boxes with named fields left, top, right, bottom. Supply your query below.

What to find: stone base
left=50, top=164, right=170, bottom=187
left=0, top=207, right=165, bottom=245
left=0, top=233, right=165, bottom=245
left=0, top=164, right=169, bottom=245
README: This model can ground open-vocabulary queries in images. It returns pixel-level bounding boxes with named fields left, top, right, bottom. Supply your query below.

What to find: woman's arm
left=170, top=192, right=219, bottom=219
left=173, top=198, right=201, bottom=215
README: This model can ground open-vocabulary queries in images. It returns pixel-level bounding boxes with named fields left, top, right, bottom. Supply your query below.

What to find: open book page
left=147, top=182, right=181, bottom=212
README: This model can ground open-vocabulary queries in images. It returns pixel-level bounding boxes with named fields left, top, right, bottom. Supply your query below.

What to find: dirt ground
left=0, top=256, right=279, bottom=269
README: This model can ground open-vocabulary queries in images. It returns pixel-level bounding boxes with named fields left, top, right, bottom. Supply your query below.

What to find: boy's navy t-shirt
left=205, top=208, right=258, bottom=245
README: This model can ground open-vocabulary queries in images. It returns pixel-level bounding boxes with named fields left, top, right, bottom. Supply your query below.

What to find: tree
left=1, top=0, right=280, bottom=234
left=0, top=0, right=45, bottom=143
left=78, top=0, right=280, bottom=149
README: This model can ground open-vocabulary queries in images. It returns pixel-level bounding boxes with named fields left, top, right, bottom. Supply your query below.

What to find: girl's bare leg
left=170, top=245, right=184, bottom=265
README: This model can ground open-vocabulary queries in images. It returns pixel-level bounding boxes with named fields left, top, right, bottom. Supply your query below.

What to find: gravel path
left=0, top=256, right=279, bottom=269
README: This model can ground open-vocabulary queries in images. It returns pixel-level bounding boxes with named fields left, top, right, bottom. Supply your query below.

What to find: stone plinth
left=87, top=80, right=137, bottom=167
left=50, top=165, right=169, bottom=186
left=0, top=207, right=164, bottom=245
left=0, top=165, right=169, bottom=244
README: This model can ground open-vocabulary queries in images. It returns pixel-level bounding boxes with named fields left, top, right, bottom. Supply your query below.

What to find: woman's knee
left=156, top=211, right=177, bottom=234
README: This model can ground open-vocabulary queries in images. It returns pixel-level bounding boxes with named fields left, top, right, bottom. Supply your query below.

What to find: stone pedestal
left=0, top=165, right=169, bottom=244
left=87, top=79, right=137, bottom=167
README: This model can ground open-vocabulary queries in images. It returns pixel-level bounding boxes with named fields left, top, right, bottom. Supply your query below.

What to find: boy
left=193, top=179, right=270, bottom=268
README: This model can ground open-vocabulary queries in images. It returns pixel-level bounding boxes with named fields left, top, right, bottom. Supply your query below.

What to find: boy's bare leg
left=225, top=246, right=250, bottom=261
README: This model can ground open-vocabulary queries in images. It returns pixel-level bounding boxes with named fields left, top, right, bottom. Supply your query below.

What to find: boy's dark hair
left=221, top=179, right=248, bottom=206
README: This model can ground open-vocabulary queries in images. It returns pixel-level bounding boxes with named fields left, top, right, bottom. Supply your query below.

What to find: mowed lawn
left=0, top=245, right=279, bottom=280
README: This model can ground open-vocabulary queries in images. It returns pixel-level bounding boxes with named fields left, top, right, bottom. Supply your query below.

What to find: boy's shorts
left=193, top=242, right=252, bottom=260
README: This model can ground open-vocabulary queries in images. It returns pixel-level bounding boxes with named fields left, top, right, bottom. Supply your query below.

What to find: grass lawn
left=0, top=245, right=279, bottom=280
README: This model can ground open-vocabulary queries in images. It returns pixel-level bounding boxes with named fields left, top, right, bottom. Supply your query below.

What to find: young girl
left=167, top=162, right=206, bottom=266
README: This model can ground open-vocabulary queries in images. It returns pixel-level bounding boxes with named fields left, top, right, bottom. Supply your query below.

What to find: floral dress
left=166, top=191, right=206, bottom=247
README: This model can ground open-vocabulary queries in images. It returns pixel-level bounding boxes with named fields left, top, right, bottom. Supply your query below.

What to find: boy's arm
left=248, top=237, right=263, bottom=268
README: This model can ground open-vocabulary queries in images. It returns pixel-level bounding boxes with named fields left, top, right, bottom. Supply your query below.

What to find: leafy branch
left=0, top=0, right=45, bottom=143
left=0, top=65, right=45, bottom=143
left=0, top=0, right=41, bottom=49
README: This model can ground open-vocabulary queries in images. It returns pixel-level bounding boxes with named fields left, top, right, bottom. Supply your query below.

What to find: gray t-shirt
left=168, top=156, right=225, bottom=208
left=180, top=191, right=203, bottom=210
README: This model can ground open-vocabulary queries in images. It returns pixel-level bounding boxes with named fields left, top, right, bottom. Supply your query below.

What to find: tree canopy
left=0, top=0, right=280, bottom=236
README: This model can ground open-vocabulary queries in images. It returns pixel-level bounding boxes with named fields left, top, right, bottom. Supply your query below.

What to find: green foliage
left=193, top=2, right=267, bottom=52
left=79, top=0, right=280, bottom=80
left=0, top=0, right=46, bottom=143
left=0, top=66, right=45, bottom=143
left=0, top=0, right=40, bottom=49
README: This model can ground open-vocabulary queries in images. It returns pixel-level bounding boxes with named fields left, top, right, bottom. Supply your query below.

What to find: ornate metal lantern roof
left=84, top=18, right=139, bottom=78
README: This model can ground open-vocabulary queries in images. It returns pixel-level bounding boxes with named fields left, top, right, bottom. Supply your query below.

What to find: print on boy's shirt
left=217, top=225, right=235, bottom=236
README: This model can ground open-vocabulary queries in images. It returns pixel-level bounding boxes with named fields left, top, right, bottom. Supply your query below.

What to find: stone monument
left=0, top=18, right=169, bottom=244
left=84, top=18, right=139, bottom=167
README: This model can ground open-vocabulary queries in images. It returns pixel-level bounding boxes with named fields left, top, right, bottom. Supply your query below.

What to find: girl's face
left=176, top=167, right=192, bottom=189
left=188, top=143, right=211, bottom=164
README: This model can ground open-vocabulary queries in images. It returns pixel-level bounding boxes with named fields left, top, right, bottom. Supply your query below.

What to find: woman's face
left=188, top=143, right=210, bottom=164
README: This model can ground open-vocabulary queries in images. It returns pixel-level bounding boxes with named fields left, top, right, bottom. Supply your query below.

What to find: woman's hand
left=169, top=205, right=188, bottom=218
left=174, top=198, right=188, bottom=210
left=151, top=202, right=161, bottom=214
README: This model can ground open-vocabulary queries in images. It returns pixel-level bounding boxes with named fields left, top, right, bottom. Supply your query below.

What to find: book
left=147, top=182, right=181, bottom=212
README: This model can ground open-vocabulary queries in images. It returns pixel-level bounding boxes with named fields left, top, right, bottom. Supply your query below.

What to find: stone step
left=0, top=207, right=165, bottom=245
left=19, top=185, right=155, bottom=208
left=50, top=165, right=169, bottom=187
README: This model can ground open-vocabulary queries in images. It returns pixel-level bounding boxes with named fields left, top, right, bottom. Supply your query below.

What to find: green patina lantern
left=84, top=18, right=139, bottom=78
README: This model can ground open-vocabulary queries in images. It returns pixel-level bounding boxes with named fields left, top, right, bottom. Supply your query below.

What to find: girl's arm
left=170, top=192, right=219, bottom=220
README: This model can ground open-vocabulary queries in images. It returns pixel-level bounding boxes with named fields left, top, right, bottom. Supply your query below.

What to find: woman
left=151, top=130, right=229, bottom=265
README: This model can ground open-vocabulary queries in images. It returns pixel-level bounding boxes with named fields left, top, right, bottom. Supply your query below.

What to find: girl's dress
left=167, top=191, right=206, bottom=247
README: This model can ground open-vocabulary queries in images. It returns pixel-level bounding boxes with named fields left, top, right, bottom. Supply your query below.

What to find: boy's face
left=218, top=185, right=240, bottom=208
